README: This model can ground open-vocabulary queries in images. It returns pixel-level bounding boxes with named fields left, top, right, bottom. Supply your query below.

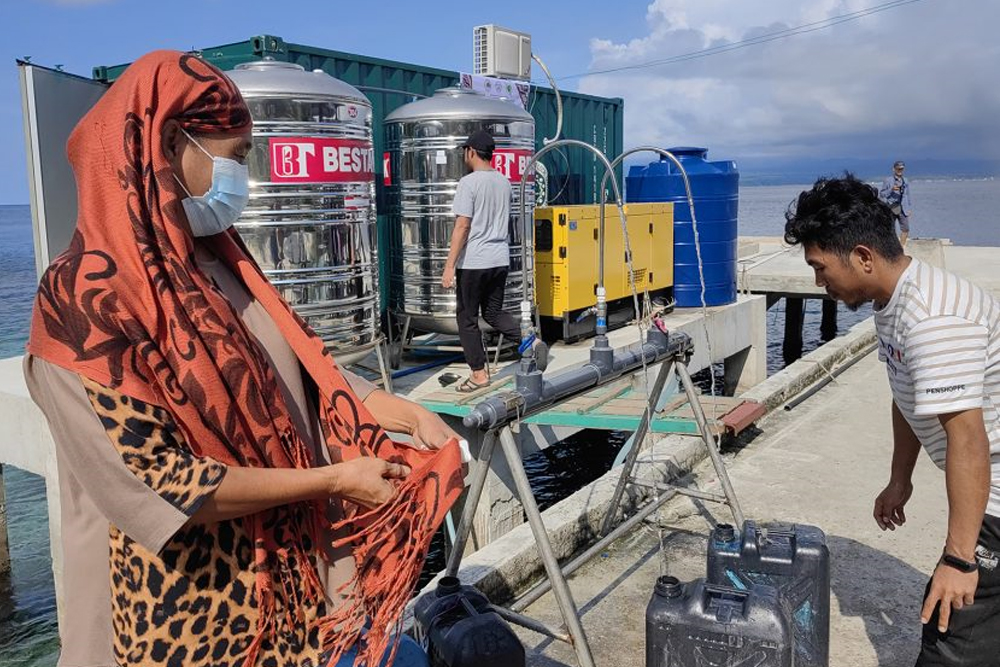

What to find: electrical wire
left=559, top=0, right=929, bottom=81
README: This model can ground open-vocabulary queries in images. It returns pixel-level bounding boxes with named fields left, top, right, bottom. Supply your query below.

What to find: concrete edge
left=403, top=317, right=879, bottom=628
left=741, top=318, right=877, bottom=413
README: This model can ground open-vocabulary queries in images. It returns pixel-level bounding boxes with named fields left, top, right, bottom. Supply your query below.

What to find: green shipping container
left=94, top=34, right=625, bottom=315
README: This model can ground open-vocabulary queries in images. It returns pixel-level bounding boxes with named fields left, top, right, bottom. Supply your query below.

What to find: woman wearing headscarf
left=24, top=50, right=464, bottom=667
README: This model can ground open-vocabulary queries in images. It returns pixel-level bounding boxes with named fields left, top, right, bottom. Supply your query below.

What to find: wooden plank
left=655, top=394, right=690, bottom=415
left=453, top=375, right=515, bottom=405
left=601, top=406, right=647, bottom=416
left=574, top=379, right=632, bottom=414
left=609, top=398, right=657, bottom=408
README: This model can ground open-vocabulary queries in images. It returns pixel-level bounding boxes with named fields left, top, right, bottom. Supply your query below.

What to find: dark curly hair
left=784, top=173, right=903, bottom=261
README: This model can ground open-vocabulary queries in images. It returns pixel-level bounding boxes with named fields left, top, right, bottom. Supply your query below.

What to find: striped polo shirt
left=874, top=258, right=1000, bottom=517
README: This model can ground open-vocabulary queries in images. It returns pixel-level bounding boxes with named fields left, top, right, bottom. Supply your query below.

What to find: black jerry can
left=708, top=521, right=830, bottom=667
left=646, top=576, right=793, bottom=667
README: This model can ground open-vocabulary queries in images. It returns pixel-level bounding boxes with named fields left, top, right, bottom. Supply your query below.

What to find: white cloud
left=578, top=0, right=1000, bottom=162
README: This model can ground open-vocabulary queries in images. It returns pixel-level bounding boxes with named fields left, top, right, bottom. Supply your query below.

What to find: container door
left=19, top=62, right=107, bottom=278
left=624, top=203, right=652, bottom=294
left=564, top=207, right=599, bottom=313
left=533, top=207, right=560, bottom=317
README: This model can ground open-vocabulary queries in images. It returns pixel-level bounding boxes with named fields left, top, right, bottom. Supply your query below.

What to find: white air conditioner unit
left=473, top=24, right=532, bottom=81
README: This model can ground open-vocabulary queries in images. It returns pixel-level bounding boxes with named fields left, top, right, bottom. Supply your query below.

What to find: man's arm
left=905, top=315, right=991, bottom=631
left=919, top=408, right=989, bottom=631
left=941, top=408, right=990, bottom=561
left=874, top=401, right=922, bottom=530
left=891, top=400, right=922, bottom=482
left=442, top=215, right=471, bottom=288
left=442, top=215, right=472, bottom=287
left=879, top=178, right=892, bottom=200
left=443, top=177, right=474, bottom=288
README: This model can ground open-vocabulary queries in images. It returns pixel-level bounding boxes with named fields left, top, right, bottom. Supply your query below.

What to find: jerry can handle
left=744, top=521, right=797, bottom=559
left=703, top=584, right=749, bottom=622
left=703, top=583, right=750, bottom=604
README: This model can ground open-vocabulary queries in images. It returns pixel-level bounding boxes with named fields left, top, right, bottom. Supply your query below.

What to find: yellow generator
left=534, top=203, right=674, bottom=341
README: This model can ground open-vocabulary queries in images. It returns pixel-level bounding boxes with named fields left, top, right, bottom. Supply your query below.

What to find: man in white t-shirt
left=785, top=174, right=1000, bottom=666
left=441, top=129, right=547, bottom=392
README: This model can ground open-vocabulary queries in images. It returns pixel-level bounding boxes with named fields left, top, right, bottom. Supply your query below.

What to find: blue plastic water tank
left=626, top=147, right=739, bottom=307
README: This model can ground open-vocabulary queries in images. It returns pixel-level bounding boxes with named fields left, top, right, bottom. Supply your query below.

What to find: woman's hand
left=325, top=457, right=411, bottom=509
left=409, top=407, right=460, bottom=450
left=361, top=391, right=459, bottom=451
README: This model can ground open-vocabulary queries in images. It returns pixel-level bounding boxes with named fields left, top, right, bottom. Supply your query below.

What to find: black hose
left=783, top=342, right=877, bottom=411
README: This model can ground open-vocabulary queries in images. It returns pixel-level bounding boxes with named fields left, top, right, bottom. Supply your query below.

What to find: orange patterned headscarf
left=27, top=50, right=463, bottom=666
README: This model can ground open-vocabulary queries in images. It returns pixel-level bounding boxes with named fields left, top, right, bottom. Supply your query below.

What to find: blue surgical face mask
left=174, top=129, right=250, bottom=237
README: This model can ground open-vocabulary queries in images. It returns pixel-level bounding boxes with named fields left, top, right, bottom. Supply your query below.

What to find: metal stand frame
left=386, top=311, right=510, bottom=372
left=372, top=336, right=393, bottom=392
left=334, top=335, right=394, bottom=392
left=444, top=349, right=744, bottom=667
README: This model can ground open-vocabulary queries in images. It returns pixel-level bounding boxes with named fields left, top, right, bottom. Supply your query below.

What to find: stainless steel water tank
left=384, top=87, right=535, bottom=334
left=227, top=60, right=379, bottom=364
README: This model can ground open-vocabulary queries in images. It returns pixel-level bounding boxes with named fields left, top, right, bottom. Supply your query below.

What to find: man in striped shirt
left=785, top=174, right=999, bottom=666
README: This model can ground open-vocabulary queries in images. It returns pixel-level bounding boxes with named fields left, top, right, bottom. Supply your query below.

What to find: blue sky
left=2, top=0, right=997, bottom=203
left=1, top=0, right=640, bottom=203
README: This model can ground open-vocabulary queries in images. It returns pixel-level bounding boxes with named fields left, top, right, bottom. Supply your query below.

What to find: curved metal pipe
left=601, top=146, right=718, bottom=402
left=598, top=147, right=699, bottom=308
left=531, top=53, right=562, bottom=145
left=517, top=139, right=626, bottom=346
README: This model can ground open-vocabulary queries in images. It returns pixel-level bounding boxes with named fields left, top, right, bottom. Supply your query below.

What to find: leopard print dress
left=83, top=377, right=331, bottom=667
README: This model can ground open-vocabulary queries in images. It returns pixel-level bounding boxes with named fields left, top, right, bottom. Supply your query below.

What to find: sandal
left=456, top=377, right=490, bottom=393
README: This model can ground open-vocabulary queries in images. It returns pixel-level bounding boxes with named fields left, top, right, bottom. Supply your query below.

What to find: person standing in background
left=880, top=160, right=913, bottom=246
left=441, top=129, right=547, bottom=392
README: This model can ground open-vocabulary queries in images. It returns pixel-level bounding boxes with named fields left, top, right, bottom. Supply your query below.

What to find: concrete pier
left=0, top=358, right=64, bottom=629
left=740, top=236, right=1000, bottom=368
left=3, top=236, right=996, bottom=646
left=511, top=349, right=945, bottom=667
left=737, top=236, right=999, bottom=298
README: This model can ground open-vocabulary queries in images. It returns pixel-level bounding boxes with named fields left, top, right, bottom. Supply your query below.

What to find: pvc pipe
left=464, top=329, right=692, bottom=431
left=783, top=342, right=878, bottom=411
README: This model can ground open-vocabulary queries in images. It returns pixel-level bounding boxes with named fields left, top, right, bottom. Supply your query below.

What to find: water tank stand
left=372, top=335, right=394, bottom=393
left=442, top=344, right=744, bottom=667
left=387, top=312, right=514, bottom=373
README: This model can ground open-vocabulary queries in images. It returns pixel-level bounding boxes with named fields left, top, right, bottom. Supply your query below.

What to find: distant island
left=619, top=155, right=999, bottom=187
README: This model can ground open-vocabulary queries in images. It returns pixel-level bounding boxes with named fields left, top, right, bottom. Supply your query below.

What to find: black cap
left=894, top=160, right=905, bottom=168
left=461, top=129, right=495, bottom=153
